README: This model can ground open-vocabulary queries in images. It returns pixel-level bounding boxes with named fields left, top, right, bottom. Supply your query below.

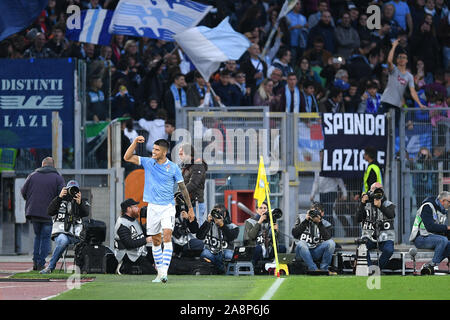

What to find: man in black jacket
left=114, top=199, right=155, bottom=274
left=178, top=144, right=208, bottom=225
left=40, top=180, right=90, bottom=274
left=197, top=204, right=239, bottom=273
left=21, top=157, right=65, bottom=271
left=292, top=203, right=336, bottom=273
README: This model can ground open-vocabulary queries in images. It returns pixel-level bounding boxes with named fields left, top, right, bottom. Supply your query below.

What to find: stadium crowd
left=0, top=0, right=448, bottom=124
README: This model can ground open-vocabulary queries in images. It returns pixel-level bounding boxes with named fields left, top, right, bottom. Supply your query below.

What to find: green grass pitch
left=12, top=271, right=450, bottom=300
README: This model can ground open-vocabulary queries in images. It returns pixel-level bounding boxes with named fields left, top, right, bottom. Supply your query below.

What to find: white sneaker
left=152, top=273, right=162, bottom=283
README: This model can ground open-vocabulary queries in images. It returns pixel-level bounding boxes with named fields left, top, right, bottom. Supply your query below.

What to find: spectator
left=268, top=48, right=294, bottom=79
left=303, top=36, right=333, bottom=68
left=85, top=0, right=102, bottom=9
left=428, top=91, right=449, bottom=147
left=269, top=67, right=285, bottom=94
left=343, top=81, right=361, bottom=113
left=348, top=3, right=360, bottom=29
left=211, top=69, right=242, bottom=107
left=21, top=157, right=65, bottom=271
left=413, top=59, right=433, bottom=89
left=382, top=3, right=402, bottom=40
left=139, top=96, right=159, bottom=121
left=380, top=39, right=426, bottom=121
left=320, top=55, right=346, bottom=88
left=122, top=118, right=138, bottom=144
left=334, top=11, right=360, bottom=60
left=279, top=73, right=301, bottom=113
left=111, top=34, right=125, bottom=65
left=97, top=45, right=114, bottom=68
left=239, top=43, right=268, bottom=94
left=111, top=82, right=135, bottom=120
left=295, top=57, right=322, bottom=86
left=138, top=53, right=168, bottom=104
left=388, top=0, right=414, bottom=37
left=40, top=180, right=90, bottom=274
left=358, top=81, right=382, bottom=113
left=346, top=42, right=377, bottom=81
left=423, top=70, right=447, bottom=98
left=233, top=70, right=253, bottom=106
left=308, top=0, right=335, bottom=29
left=138, top=109, right=168, bottom=155
left=186, top=71, right=213, bottom=107
left=320, top=87, right=344, bottom=113
left=413, top=147, right=434, bottom=205
left=286, top=0, right=309, bottom=61
left=410, top=0, right=427, bottom=33
left=410, top=13, right=441, bottom=74
left=300, top=80, right=320, bottom=112
left=165, top=119, right=176, bottom=160
left=370, top=19, right=393, bottom=49
left=424, top=0, right=441, bottom=27
left=356, top=13, right=372, bottom=42
left=308, top=10, right=336, bottom=54
left=45, top=23, right=69, bottom=57
left=163, top=73, right=187, bottom=120
left=435, top=0, right=449, bottom=19
left=253, top=78, right=280, bottom=111
left=86, top=75, right=108, bottom=122
left=23, top=32, right=56, bottom=59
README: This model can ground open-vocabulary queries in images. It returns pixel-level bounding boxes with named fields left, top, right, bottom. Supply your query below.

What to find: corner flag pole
left=264, top=172, right=281, bottom=277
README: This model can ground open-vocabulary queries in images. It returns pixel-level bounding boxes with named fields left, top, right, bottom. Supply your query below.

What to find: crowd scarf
left=195, top=83, right=213, bottom=107
left=302, top=90, right=319, bottom=113
left=327, top=98, right=341, bottom=113
left=170, top=83, right=187, bottom=108
left=285, top=84, right=300, bottom=112
left=366, top=92, right=381, bottom=113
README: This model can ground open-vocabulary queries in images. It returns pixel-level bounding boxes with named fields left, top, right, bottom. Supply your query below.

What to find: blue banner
left=0, top=59, right=75, bottom=149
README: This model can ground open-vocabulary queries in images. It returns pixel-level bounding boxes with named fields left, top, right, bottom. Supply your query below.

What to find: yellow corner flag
left=254, top=156, right=269, bottom=207
left=254, top=156, right=281, bottom=277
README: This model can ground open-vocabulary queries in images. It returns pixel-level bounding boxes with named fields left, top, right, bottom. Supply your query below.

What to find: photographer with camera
left=292, top=202, right=336, bottom=274
left=356, top=182, right=395, bottom=270
left=172, top=192, right=204, bottom=257
left=40, top=180, right=90, bottom=274
left=409, top=191, right=450, bottom=275
left=196, top=204, right=239, bottom=273
left=114, top=199, right=156, bottom=275
left=243, top=202, right=285, bottom=268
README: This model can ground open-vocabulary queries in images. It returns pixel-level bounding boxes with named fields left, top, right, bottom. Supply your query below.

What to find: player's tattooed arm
left=178, top=181, right=193, bottom=210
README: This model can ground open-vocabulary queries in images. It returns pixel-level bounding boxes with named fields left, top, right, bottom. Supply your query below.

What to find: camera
left=368, top=188, right=384, bottom=201
left=174, top=192, right=188, bottom=215
left=332, top=56, right=343, bottom=64
left=210, top=207, right=223, bottom=220
left=264, top=208, right=283, bottom=224
left=308, top=209, right=321, bottom=219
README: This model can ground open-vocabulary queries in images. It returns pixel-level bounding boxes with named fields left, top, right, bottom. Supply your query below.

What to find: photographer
left=292, top=202, right=336, bottom=274
left=409, top=191, right=450, bottom=274
left=40, top=180, right=90, bottom=274
left=114, top=199, right=156, bottom=275
left=178, top=144, right=208, bottom=225
left=172, top=192, right=204, bottom=257
left=243, top=202, right=285, bottom=267
left=356, top=182, right=395, bottom=270
left=196, top=204, right=239, bottom=273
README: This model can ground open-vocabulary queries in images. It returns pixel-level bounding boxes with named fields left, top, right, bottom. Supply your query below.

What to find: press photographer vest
left=51, top=200, right=83, bottom=240
left=361, top=202, right=395, bottom=242
left=114, top=216, right=147, bottom=263
left=409, top=201, right=447, bottom=242
left=203, top=223, right=237, bottom=254
left=294, top=214, right=331, bottom=249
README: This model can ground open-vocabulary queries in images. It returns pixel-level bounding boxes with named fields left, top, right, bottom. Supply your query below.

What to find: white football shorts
left=146, top=203, right=176, bottom=235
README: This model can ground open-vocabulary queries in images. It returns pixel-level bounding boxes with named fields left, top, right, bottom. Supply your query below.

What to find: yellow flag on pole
left=254, top=156, right=269, bottom=207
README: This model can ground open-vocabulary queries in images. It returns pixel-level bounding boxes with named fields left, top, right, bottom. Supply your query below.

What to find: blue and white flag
left=109, top=0, right=211, bottom=41
left=66, top=9, right=113, bottom=45
left=173, top=17, right=251, bottom=81
left=0, top=0, right=48, bottom=41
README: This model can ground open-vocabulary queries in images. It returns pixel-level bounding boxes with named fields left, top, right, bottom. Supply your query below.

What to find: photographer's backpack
left=168, top=256, right=218, bottom=275
left=75, top=218, right=117, bottom=273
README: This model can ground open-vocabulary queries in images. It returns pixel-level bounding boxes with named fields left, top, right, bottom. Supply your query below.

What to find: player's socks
left=160, top=241, right=173, bottom=277
left=152, top=244, right=163, bottom=274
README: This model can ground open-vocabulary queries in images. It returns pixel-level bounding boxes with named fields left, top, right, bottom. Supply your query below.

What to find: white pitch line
left=260, top=277, right=285, bottom=300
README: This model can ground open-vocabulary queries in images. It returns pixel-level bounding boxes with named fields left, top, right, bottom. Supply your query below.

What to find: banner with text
left=321, top=113, right=387, bottom=178
left=0, top=59, right=75, bottom=148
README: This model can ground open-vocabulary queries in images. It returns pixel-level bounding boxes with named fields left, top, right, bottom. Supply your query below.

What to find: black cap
left=121, top=198, right=139, bottom=213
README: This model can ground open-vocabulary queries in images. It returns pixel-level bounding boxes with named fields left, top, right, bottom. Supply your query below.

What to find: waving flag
left=0, top=0, right=48, bottom=41
left=66, top=9, right=114, bottom=45
left=109, top=0, right=211, bottom=41
left=254, top=156, right=269, bottom=208
left=173, top=17, right=250, bottom=81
